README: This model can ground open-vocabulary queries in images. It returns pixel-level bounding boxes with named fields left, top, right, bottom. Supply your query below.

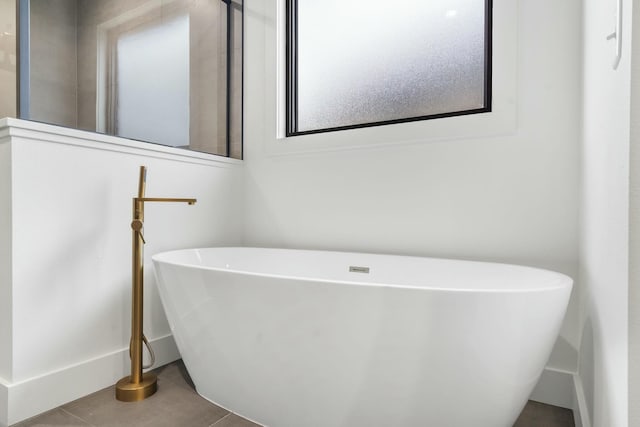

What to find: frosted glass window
left=116, top=15, right=190, bottom=147
left=286, top=0, right=491, bottom=135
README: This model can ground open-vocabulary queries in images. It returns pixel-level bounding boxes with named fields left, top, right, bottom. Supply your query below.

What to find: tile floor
left=13, top=360, right=575, bottom=427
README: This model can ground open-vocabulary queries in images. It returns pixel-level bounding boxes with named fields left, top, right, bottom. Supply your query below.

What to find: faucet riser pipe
left=131, top=199, right=144, bottom=384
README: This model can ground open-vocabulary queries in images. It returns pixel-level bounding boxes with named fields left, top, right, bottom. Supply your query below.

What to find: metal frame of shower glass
left=224, top=0, right=244, bottom=158
left=285, top=0, right=493, bottom=137
left=16, top=0, right=244, bottom=160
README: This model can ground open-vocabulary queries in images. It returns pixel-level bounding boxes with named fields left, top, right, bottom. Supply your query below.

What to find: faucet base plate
left=115, top=372, right=157, bottom=402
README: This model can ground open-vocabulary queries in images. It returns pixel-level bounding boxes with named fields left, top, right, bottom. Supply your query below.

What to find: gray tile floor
left=13, top=360, right=575, bottom=427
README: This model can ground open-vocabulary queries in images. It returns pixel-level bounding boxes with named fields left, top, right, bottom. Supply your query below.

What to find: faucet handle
left=131, top=219, right=146, bottom=244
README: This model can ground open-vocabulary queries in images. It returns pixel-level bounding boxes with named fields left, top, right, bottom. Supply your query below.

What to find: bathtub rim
left=151, top=247, right=573, bottom=294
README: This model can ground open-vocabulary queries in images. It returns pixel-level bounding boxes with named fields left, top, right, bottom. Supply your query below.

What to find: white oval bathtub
left=152, top=247, right=572, bottom=427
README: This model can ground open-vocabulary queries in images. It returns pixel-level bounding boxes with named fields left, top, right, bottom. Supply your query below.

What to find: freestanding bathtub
left=152, top=247, right=572, bottom=427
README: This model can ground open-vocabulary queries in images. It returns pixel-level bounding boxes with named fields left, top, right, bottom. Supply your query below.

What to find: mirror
left=19, top=0, right=243, bottom=158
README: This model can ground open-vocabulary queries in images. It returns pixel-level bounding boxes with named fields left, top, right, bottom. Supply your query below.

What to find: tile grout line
left=59, top=406, right=98, bottom=427
left=209, top=412, right=232, bottom=426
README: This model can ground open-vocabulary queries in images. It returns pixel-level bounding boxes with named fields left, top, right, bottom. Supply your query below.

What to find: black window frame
left=285, top=0, right=493, bottom=137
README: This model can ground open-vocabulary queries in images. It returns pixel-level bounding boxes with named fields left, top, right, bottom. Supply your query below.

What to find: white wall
left=630, top=1, right=640, bottom=424
left=579, top=0, right=632, bottom=426
left=0, top=124, right=12, bottom=384
left=0, top=118, right=244, bottom=426
left=243, top=0, right=581, bottom=376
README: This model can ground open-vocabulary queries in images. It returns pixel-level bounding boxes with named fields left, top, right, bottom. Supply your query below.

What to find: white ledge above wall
left=0, top=118, right=242, bottom=167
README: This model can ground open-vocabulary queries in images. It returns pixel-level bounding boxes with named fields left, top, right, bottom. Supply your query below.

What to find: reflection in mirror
left=19, top=0, right=243, bottom=158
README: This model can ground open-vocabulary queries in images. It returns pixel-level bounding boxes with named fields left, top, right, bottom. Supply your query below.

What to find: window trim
left=285, top=0, right=493, bottom=137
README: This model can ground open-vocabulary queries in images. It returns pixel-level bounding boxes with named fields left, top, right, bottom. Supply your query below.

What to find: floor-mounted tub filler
left=116, top=166, right=196, bottom=402
left=152, top=248, right=572, bottom=427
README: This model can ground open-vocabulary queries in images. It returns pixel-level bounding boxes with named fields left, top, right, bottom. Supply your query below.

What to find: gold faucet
left=115, top=166, right=196, bottom=402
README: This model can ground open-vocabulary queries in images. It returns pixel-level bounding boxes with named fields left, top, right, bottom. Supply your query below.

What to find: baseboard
left=0, top=380, right=8, bottom=427
left=0, top=334, right=180, bottom=426
left=530, top=366, right=575, bottom=408
left=572, top=373, right=591, bottom=427
left=2, top=355, right=590, bottom=427
left=528, top=367, right=591, bottom=427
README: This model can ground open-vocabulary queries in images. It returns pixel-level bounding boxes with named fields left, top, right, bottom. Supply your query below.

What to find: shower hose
left=129, top=334, right=156, bottom=369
